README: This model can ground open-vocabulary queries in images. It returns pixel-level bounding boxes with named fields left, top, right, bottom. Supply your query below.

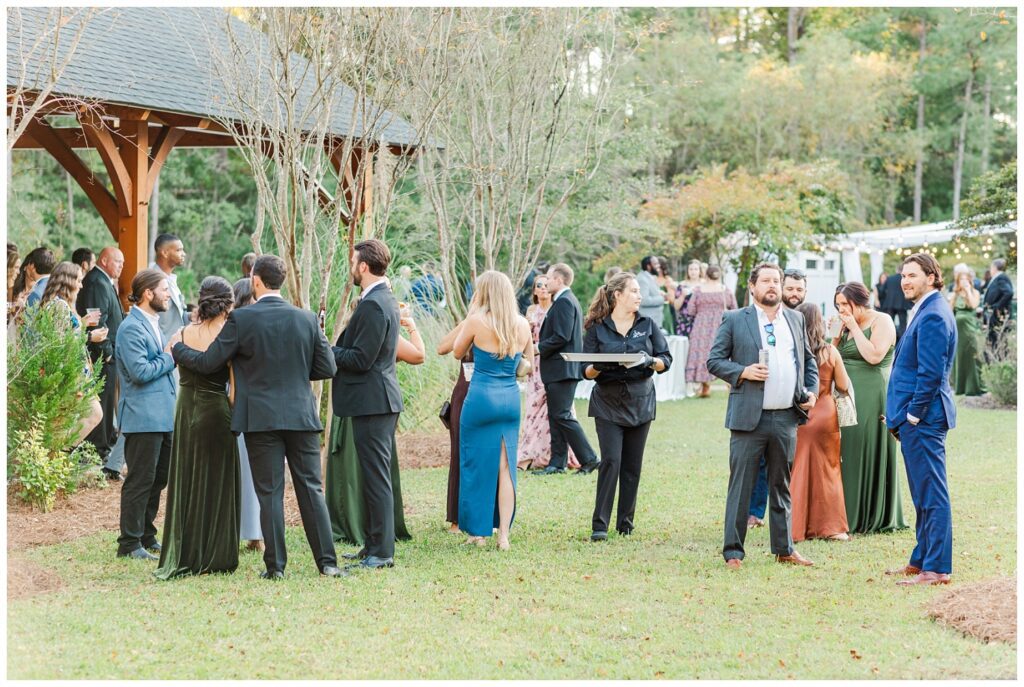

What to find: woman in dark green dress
left=832, top=282, right=907, bottom=535
left=948, top=271, right=986, bottom=396
left=325, top=309, right=424, bottom=547
left=155, top=277, right=240, bottom=579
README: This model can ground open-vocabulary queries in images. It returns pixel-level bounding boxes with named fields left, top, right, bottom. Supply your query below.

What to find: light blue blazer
left=115, top=307, right=177, bottom=433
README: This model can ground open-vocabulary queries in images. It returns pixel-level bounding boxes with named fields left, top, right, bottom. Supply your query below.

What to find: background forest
left=8, top=7, right=1017, bottom=304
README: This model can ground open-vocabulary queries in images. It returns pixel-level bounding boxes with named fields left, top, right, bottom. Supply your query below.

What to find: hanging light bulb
left=942, top=248, right=948, bottom=254
left=984, top=252, right=991, bottom=259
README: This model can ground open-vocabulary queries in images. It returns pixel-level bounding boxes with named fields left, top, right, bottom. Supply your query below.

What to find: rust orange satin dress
left=790, top=356, right=849, bottom=542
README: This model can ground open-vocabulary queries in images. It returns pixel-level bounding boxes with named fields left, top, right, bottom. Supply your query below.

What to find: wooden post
left=114, top=119, right=150, bottom=308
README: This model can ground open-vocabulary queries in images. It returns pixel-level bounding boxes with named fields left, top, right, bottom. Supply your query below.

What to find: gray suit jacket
left=706, top=305, right=819, bottom=432
left=637, top=270, right=664, bottom=323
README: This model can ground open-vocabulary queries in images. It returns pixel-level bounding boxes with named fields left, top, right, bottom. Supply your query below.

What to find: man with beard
left=151, top=233, right=189, bottom=345
left=332, top=239, right=404, bottom=570
left=114, top=270, right=177, bottom=561
left=707, top=264, right=819, bottom=569
left=637, top=256, right=667, bottom=325
left=748, top=268, right=807, bottom=527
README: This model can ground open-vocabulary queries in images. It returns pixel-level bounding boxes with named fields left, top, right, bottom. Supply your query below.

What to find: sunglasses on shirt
left=763, top=322, right=776, bottom=347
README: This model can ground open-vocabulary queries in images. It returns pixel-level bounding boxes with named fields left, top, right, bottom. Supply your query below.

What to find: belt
left=762, top=407, right=794, bottom=413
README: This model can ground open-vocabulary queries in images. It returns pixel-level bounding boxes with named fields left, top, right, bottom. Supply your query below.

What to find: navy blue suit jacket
left=886, top=291, right=957, bottom=431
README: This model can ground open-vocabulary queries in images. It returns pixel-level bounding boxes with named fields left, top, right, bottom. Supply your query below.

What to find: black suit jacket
left=983, top=272, right=1014, bottom=314
left=537, top=288, right=585, bottom=383
left=881, top=273, right=912, bottom=311
left=331, top=283, right=404, bottom=417
left=172, top=296, right=337, bottom=433
left=75, top=267, right=124, bottom=363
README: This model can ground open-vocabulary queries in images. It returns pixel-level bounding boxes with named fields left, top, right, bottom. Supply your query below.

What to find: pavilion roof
left=6, top=6, right=424, bottom=148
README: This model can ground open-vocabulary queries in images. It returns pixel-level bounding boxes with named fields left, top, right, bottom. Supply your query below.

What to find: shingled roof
left=6, top=6, right=423, bottom=148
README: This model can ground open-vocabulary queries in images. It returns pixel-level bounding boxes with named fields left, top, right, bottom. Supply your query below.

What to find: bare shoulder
left=872, top=310, right=896, bottom=332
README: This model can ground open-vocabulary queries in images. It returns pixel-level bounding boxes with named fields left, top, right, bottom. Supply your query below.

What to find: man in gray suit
left=637, top=256, right=666, bottom=325
left=706, top=263, right=819, bottom=570
left=151, top=233, right=189, bottom=344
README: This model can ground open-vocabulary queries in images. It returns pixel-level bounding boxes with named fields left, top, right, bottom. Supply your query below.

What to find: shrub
left=7, top=304, right=104, bottom=506
left=981, top=321, right=1016, bottom=407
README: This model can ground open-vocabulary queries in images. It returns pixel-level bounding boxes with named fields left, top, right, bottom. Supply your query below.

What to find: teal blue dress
left=458, top=344, right=521, bottom=537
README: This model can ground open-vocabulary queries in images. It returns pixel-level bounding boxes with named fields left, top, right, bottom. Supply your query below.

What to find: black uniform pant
left=245, top=430, right=337, bottom=574
left=86, top=358, right=118, bottom=458
left=353, top=413, right=400, bottom=559
left=592, top=418, right=651, bottom=534
left=117, top=432, right=171, bottom=554
left=544, top=379, right=598, bottom=469
left=722, top=408, right=798, bottom=561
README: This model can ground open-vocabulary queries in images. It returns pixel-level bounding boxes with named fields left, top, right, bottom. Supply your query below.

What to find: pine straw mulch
left=927, top=576, right=1017, bottom=645
left=6, top=431, right=452, bottom=600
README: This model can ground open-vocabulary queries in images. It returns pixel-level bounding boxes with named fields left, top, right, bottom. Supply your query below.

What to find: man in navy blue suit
left=885, top=253, right=956, bottom=586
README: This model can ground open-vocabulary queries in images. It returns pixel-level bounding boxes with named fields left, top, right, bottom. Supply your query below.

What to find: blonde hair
left=550, top=262, right=574, bottom=286
left=470, top=270, right=521, bottom=358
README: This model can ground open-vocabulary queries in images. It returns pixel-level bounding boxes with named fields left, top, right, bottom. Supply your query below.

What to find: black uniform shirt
left=583, top=314, right=672, bottom=427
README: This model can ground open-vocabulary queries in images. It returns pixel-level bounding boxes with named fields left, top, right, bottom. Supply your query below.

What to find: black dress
left=155, top=364, right=240, bottom=578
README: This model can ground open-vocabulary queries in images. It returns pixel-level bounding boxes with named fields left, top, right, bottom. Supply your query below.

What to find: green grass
left=7, top=394, right=1016, bottom=679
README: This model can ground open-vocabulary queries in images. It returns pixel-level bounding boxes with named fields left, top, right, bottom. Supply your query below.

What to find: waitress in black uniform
left=582, top=271, right=672, bottom=541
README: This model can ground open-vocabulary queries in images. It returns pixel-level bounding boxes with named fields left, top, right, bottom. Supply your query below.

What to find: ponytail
left=584, top=271, right=637, bottom=330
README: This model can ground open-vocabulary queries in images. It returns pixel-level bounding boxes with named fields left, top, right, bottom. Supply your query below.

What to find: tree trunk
left=787, top=8, right=801, bottom=65
left=66, top=171, right=74, bottom=233
left=981, top=74, right=991, bottom=173
left=952, top=61, right=975, bottom=221
left=912, top=18, right=927, bottom=223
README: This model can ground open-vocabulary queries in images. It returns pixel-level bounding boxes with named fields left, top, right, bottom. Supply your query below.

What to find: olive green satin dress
left=837, top=327, right=907, bottom=534
left=325, top=415, right=411, bottom=546
left=950, top=296, right=986, bottom=396
left=155, top=366, right=240, bottom=579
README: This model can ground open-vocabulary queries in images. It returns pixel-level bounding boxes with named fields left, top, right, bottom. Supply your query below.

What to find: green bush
left=7, top=304, right=104, bottom=506
left=981, top=321, right=1016, bottom=407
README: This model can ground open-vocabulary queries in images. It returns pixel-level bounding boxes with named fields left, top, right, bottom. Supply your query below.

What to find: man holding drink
left=76, top=247, right=126, bottom=480
left=706, top=264, right=819, bottom=570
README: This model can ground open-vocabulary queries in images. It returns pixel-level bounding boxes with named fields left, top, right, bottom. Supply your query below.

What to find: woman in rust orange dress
left=790, top=302, right=851, bottom=542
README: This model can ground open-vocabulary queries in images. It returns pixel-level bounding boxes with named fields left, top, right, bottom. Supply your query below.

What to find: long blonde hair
left=470, top=270, right=521, bottom=357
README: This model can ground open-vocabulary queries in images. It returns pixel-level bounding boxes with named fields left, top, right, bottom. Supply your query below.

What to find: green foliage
left=953, top=159, right=1017, bottom=236
left=8, top=304, right=104, bottom=507
left=981, top=322, right=1016, bottom=407
left=639, top=160, right=854, bottom=285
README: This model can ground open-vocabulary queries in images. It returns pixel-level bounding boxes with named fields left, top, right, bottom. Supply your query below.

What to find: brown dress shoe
left=776, top=550, right=814, bottom=566
left=725, top=558, right=742, bottom=570
left=896, top=571, right=951, bottom=586
left=885, top=564, right=922, bottom=577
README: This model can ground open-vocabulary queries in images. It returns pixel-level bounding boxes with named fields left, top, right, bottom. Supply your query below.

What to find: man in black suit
left=171, top=255, right=344, bottom=579
left=75, top=247, right=125, bottom=480
left=881, top=271, right=914, bottom=338
left=535, top=262, right=600, bottom=476
left=983, top=257, right=1014, bottom=355
left=332, top=239, right=404, bottom=569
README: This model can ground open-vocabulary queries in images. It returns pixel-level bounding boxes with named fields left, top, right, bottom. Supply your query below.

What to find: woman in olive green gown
left=832, top=283, right=907, bottom=535
left=948, top=271, right=986, bottom=396
left=325, top=310, right=425, bottom=547
left=156, top=278, right=240, bottom=579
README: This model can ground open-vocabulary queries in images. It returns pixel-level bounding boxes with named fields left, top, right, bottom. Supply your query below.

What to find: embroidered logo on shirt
left=630, top=329, right=648, bottom=339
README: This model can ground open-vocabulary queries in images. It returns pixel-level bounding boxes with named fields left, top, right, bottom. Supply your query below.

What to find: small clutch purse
left=833, top=385, right=857, bottom=427
left=439, top=400, right=452, bottom=430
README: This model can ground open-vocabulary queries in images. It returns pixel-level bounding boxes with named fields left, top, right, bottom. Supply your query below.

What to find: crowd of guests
left=6, top=233, right=1014, bottom=586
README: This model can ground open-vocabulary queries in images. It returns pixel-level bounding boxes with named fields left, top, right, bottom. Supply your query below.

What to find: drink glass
left=85, top=308, right=101, bottom=326
left=463, top=362, right=475, bottom=382
left=827, top=316, right=843, bottom=339
left=758, top=348, right=769, bottom=367
left=399, top=302, right=411, bottom=319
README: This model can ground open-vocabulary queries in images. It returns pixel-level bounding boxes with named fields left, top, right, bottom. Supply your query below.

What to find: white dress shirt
left=552, top=286, right=570, bottom=302
left=755, top=303, right=798, bottom=410
left=256, top=292, right=283, bottom=302
left=906, top=288, right=940, bottom=328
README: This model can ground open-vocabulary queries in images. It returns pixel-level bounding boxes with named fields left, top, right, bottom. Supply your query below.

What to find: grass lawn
left=7, top=394, right=1016, bottom=679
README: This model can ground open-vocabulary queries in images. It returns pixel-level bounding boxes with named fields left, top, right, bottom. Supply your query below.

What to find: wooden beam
left=12, top=125, right=238, bottom=149
left=79, top=110, right=134, bottom=217
left=24, top=117, right=118, bottom=237
left=116, top=120, right=150, bottom=310
left=150, top=111, right=212, bottom=129
left=146, top=125, right=185, bottom=200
